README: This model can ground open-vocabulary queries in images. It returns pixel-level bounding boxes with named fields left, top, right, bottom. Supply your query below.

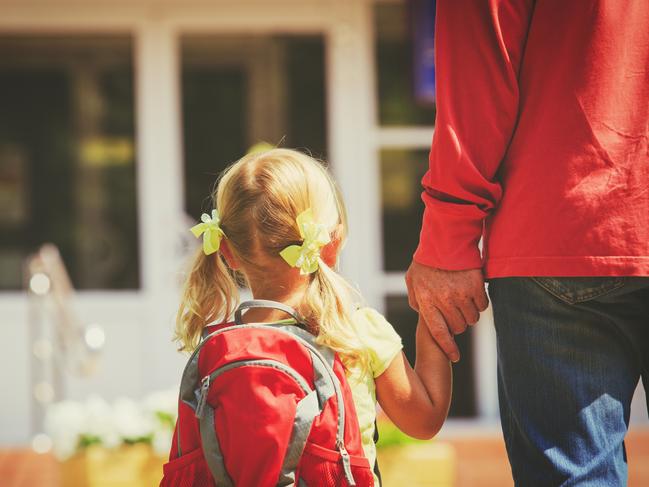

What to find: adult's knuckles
left=428, top=325, right=450, bottom=341
left=434, top=289, right=453, bottom=302
left=476, top=296, right=489, bottom=311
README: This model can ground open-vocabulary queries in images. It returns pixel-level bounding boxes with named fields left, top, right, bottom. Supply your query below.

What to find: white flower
left=82, top=396, right=119, bottom=448
left=113, top=397, right=154, bottom=441
left=44, top=389, right=178, bottom=459
left=143, top=389, right=177, bottom=420
left=44, top=400, right=85, bottom=460
left=144, top=388, right=178, bottom=456
left=151, top=426, right=174, bottom=456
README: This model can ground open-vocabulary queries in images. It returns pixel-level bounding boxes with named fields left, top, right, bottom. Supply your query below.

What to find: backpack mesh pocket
left=160, top=448, right=216, bottom=487
left=297, top=441, right=374, bottom=487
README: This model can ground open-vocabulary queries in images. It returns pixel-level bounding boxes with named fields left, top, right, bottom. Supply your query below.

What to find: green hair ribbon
left=190, top=209, right=225, bottom=255
left=280, top=208, right=331, bottom=275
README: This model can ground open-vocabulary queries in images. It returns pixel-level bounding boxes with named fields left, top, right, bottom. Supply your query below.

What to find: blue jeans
left=489, top=277, right=649, bottom=486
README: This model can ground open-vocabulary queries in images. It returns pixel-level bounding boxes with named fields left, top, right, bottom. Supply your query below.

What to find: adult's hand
left=405, top=261, right=489, bottom=362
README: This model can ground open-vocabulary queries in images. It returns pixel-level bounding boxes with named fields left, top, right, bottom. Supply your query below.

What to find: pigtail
left=174, top=247, right=239, bottom=352
left=300, top=259, right=370, bottom=371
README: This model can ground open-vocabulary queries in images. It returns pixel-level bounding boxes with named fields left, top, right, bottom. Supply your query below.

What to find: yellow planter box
left=60, top=444, right=165, bottom=487
left=59, top=442, right=454, bottom=487
left=377, top=442, right=456, bottom=487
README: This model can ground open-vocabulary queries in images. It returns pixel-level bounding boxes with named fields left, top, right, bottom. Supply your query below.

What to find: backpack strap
left=234, top=300, right=338, bottom=369
left=373, top=420, right=382, bottom=486
left=234, top=299, right=303, bottom=325
left=199, top=406, right=235, bottom=487
left=278, top=390, right=320, bottom=485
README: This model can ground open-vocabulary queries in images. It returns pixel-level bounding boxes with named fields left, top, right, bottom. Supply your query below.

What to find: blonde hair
left=175, top=148, right=367, bottom=367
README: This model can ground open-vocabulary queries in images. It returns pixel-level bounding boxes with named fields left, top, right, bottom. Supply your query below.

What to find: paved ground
left=1, top=428, right=648, bottom=486
left=448, top=429, right=649, bottom=487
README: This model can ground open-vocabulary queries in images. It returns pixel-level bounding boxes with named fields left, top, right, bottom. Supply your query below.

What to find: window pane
left=381, top=148, right=428, bottom=271
left=385, top=295, right=476, bottom=417
left=181, top=35, right=326, bottom=219
left=375, top=2, right=436, bottom=126
left=0, top=36, right=139, bottom=290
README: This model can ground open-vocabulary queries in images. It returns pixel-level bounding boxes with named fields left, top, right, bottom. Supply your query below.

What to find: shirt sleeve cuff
left=413, top=196, right=485, bottom=270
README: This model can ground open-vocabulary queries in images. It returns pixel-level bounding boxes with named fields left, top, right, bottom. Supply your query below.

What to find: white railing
left=26, top=244, right=105, bottom=436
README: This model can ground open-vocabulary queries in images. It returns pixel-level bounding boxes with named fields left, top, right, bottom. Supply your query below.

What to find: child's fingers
left=418, top=302, right=461, bottom=363
left=437, top=303, right=467, bottom=335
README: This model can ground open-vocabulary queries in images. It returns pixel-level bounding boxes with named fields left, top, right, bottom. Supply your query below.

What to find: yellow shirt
left=345, top=307, right=403, bottom=484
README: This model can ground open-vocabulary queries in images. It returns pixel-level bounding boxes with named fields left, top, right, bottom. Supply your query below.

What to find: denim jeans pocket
left=531, top=277, right=626, bottom=305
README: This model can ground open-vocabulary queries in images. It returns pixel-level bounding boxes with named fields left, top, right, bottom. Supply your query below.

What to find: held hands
left=405, top=261, right=489, bottom=362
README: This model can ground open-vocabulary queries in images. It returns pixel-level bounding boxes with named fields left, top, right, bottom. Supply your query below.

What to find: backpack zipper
left=336, top=440, right=356, bottom=486
left=194, top=375, right=211, bottom=419
left=298, top=339, right=356, bottom=485
left=194, top=358, right=312, bottom=419
left=187, top=324, right=347, bottom=443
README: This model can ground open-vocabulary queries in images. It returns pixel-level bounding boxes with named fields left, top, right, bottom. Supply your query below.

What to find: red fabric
left=195, top=325, right=366, bottom=458
left=212, top=367, right=301, bottom=486
left=162, top=323, right=372, bottom=487
left=298, top=443, right=375, bottom=487
left=161, top=448, right=215, bottom=487
left=414, top=0, right=649, bottom=277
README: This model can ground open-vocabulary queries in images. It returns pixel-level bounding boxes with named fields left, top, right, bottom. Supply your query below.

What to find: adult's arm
left=408, top=0, right=535, bottom=361
left=416, top=0, right=534, bottom=269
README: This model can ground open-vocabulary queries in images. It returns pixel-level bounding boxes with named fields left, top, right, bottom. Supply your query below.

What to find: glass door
left=0, top=35, right=139, bottom=291
left=180, top=34, right=327, bottom=221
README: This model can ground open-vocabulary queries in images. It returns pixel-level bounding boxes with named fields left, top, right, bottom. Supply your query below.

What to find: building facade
left=1, top=0, right=646, bottom=445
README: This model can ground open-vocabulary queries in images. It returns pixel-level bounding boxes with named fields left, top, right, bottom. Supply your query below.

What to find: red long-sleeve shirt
left=414, top=0, right=649, bottom=277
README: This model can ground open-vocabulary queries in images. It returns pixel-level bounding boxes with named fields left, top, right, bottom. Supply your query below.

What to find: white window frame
left=370, top=0, right=499, bottom=422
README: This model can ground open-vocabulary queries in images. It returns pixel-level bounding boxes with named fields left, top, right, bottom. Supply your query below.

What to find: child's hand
left=375, top=315, right=452, bottom=439
left=406, top=261, right=488, bottom=362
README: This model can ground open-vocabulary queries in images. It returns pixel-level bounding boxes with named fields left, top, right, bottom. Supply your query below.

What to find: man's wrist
left=416, top=199, right=484, bottom=270
left=413, top=244, right=482, bottom=271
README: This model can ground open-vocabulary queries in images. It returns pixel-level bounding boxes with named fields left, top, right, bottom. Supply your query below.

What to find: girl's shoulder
left=351, top=307, right=394, bottom=332
left=351, top=307, right=403, bottom=378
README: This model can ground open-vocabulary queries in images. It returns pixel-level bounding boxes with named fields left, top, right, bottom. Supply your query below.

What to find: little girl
left=175, top=148, right=452, bottom=485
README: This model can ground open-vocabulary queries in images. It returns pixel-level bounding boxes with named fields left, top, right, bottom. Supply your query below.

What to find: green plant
left=375, top=419, right=429, bottom=449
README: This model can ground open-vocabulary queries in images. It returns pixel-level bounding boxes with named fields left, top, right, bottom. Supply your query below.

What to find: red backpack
left=160, top=300, right=374, bottom=487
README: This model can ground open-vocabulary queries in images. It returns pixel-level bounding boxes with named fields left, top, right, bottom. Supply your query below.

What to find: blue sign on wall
left=412, top=0, right=436, bottom=106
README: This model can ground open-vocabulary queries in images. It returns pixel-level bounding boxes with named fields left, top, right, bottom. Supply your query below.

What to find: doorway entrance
left=180, top=34, right=327, bottom=219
